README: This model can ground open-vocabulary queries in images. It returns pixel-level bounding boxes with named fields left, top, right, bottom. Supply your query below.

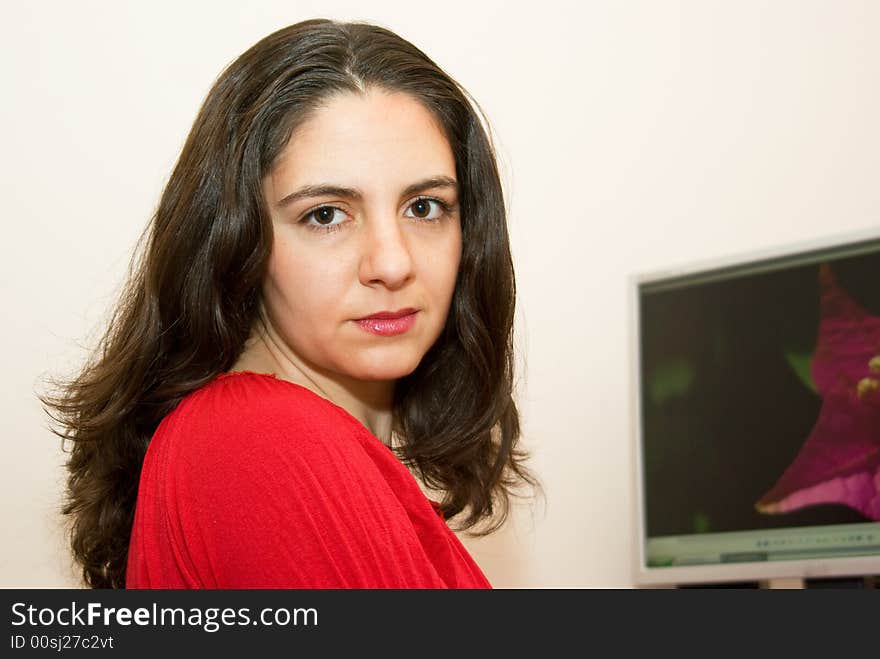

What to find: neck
left=230, top=316, right=396, bottom=445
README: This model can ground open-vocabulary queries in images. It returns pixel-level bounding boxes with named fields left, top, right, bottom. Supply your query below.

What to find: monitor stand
left=760, top=575, right=878, bottom=589
left=759, top=577, right=804, bottom=589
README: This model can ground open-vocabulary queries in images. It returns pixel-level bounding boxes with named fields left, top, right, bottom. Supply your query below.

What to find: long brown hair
left=42, top=19, right=538, bottom=589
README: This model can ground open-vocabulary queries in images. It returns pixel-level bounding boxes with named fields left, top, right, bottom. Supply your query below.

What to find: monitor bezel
left=630, top=226, right=880, bottom=587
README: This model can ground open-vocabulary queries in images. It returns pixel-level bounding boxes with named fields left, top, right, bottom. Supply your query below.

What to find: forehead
left=267, top=89, right=455, bottom=194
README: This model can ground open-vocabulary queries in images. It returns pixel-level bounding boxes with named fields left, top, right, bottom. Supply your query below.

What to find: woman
left=43, top=19, right=537, bottom=588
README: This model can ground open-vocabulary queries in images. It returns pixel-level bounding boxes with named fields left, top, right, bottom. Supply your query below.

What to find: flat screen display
left=636, top=233, right=880, bottom=583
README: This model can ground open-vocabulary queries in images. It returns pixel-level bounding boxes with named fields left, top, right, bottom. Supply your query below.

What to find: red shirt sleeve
left=126, top=372, right=491, bottom=589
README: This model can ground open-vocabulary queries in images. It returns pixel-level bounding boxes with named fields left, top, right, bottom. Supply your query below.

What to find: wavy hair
left=42, top=19, right=538, bottom=589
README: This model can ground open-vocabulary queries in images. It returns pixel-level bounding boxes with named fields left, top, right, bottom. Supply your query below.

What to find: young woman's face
left=260, top=89, right=462, bottom=383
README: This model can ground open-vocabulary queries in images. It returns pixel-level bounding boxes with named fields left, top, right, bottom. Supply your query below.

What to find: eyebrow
left=275, top=175, right=458, bottom=208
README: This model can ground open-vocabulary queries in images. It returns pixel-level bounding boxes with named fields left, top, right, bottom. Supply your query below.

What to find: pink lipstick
left=355, top=308, right=418, bottom=336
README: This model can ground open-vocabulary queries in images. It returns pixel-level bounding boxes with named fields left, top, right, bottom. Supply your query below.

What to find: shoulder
left=147, top=369, right=380, bottom=515
left=132, top=372, right=468, bottom=588
left=159, top=371, right=357, bottom=455
left=135, top=373, right=382, bottom=587
left=176, top=370, right=345, bottom=428
left=147, top=372, right=373, bottom=493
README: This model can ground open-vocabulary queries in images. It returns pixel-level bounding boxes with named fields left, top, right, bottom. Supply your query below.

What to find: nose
left=358, top=214, right=415, bottom=291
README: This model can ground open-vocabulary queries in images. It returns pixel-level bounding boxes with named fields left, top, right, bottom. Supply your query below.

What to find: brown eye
left=314, top=207, right=337, bottom=224
left=405, top=198, right=445, bottom=221
left=299, top=205, right=350, bottom=234
left=411, top=199, right=430, bottom=218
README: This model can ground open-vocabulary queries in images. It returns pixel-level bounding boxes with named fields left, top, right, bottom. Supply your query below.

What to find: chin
left=347, top=350, right=425, bottom=382
left=349, top=364, right=419, bottom=382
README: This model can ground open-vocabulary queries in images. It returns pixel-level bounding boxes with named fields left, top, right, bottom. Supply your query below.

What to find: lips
left=357, top=308, right=418, bottom=320
left=355, top=308, right=418, bottom=336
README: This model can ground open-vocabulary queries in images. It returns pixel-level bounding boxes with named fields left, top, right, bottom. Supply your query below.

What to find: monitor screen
left=633, top=231, right=880, bottom=586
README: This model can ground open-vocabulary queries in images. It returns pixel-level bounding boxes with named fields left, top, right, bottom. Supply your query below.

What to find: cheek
left=437, top=225, right=463, bottom=293
left=413, top=226, right=462, bottom=319
left=263, top=237, right=349, bottom=325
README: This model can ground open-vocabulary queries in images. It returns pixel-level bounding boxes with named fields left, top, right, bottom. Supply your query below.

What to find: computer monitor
left=632, top=228, right=880, bottom=586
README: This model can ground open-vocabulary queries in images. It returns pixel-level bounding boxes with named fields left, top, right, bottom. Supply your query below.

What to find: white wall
left=2, top=0, right=878, bottom=587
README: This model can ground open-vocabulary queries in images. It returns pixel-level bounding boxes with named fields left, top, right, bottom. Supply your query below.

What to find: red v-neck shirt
left=126, top=371, right=491, bottom=589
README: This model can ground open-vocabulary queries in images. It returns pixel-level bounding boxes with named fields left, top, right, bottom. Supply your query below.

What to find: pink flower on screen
left=755, top=263, right=880, bottom=520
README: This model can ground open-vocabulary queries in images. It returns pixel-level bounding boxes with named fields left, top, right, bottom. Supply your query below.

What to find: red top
left=126, top=371, right=491, bottom=589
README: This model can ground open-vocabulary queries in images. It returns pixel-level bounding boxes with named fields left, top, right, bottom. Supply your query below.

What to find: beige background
left=2, top=0, right=879, bottom=587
